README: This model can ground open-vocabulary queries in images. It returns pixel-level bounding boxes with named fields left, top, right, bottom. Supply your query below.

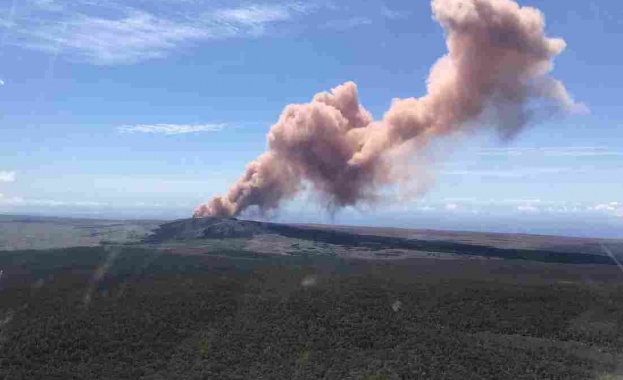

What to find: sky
left=0, top=0, right=622, bottom=238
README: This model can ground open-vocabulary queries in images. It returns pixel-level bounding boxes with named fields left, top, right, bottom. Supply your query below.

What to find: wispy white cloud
left=0, top=171, right=16, bottom=183
left=0, top=79, right=4, bottom=85
left=381, top=6, right=407, bottom=20
left=444, top=202, right=458, bottom=211
left=444, top=197, right=543, bottom=206
left=416, top=205, right=436, bottom=211
left=436, top=198, right=623, bottom=218
left=32, top=12, right=213, bottom=65
left=0, top=195, right=105, bottom=207
left=443, top=197, right=477, bottom=203
left=3, top=1, right=314, bottom=64
left=321, top=16, right=372, bottom=31
left=214, top=4, right=294, bottom=25
left=516, top=204, right=539, bottom=212
left=31, top=0, right=65, bottom=12
left=499, top=198, right=542, bottom=205
left=589, top=202, right=623, bottom=217
left=442, top=167, right=577, bottom=178
left=118, top=123, right=225, bottom=135
left=479, top=146, right=623, bottom=157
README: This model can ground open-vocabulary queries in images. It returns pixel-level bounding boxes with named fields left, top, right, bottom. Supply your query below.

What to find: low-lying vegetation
left=0, top=246, right=621, bottom=379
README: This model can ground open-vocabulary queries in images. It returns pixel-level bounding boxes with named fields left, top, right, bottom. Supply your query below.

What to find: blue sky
left=0, top=0, right=622, bottom=237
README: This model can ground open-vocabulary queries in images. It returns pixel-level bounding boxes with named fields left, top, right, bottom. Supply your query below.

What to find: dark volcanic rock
left=146, top=217, right=616, bottom=266
left=147, top=217, right=272, bottom=241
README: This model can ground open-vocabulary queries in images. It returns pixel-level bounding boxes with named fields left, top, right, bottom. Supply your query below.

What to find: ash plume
left=194, top=0, right=584, bottom=219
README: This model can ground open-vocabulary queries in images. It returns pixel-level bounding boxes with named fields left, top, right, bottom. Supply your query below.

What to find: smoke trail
left=194, top=0, right=584, bottom=218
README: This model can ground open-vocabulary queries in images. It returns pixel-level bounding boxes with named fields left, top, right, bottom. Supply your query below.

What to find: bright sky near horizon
left=0, top=0, right=622, bottom=237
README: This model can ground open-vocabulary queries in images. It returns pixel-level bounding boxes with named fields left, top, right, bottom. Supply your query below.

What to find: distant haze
left=195, top=0, right=584, bottom=218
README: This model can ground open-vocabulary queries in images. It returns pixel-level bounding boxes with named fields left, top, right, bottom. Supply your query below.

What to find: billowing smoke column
left=194, top=0, right=583, bottom=218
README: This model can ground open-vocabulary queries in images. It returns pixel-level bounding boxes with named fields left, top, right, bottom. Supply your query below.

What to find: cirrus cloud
left=479, top=146, right=623, bottom=157
left=0, top=171, right=16, bottom=183
left=2, top=1, right=316, bottom=65
left=118, top=123, right=226, bottom=135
